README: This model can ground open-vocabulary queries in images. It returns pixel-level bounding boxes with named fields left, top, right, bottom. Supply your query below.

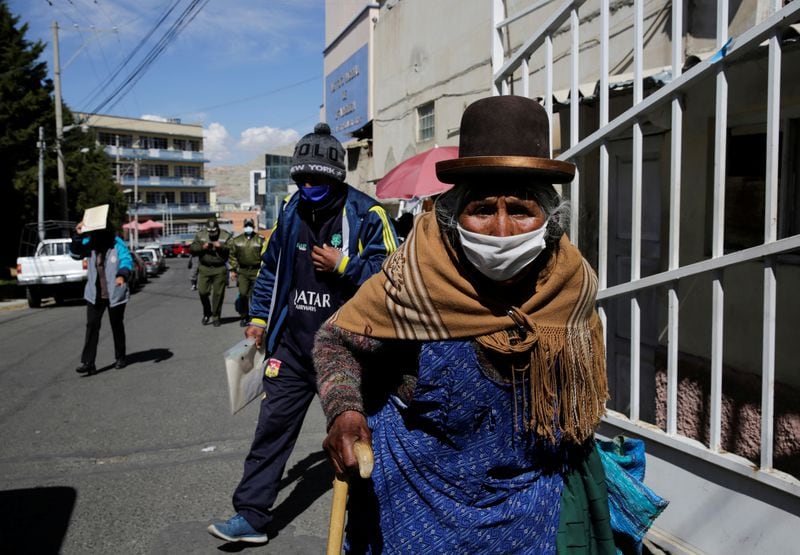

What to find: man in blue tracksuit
left=209, top=123, right=398, bottom=544
left=71, top=220, right=134, bottom=375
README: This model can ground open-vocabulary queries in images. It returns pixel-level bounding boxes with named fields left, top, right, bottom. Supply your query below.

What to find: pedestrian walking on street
left=207, top=123, right=398, bottom=545
left=189, top=218, right=231, bottom=327
left=71, top=217, right=133, bottom=375
left=227, top=218, right=264, bottom=327
left=188, top=255, right=198, bottom=290
left=314, top=96, right=621, bottom=552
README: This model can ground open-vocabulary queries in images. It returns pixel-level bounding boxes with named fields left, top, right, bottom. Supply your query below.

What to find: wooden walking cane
left=326, top=440, right=374, bottom=555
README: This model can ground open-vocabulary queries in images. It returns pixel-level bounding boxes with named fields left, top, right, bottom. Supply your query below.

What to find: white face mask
left=456, top=223, right=548, bottom=282
left=244, top=226, right=254, bottom=235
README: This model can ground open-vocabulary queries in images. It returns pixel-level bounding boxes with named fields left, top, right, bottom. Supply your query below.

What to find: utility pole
left=37, top=127, right=45, bottom=241
left=134, top=158, right=140, bottom=248
left=52, top=21, right=68, bottom=221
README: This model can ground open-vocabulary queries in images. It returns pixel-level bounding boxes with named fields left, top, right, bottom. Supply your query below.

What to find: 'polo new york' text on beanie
left=290, top=123, right=346, bottom=184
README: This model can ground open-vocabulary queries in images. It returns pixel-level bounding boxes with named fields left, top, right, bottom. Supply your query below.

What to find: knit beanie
left=290, top=123, right=346, bottom=184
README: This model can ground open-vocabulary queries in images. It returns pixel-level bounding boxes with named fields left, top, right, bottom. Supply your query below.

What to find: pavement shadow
left=0, top=486, right=76, bottom=553
left=79, top=349, right=174, bottom=377
left=216, top=451, right=332, bottom=552
left=126, top=348, right=174, bottom=364
left=269, top=451, right=333, bottom=536
left=218, top=316, right=243, bottom=326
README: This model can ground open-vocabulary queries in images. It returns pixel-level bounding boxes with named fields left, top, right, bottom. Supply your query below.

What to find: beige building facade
left=78, top=113, right=215, bottom=244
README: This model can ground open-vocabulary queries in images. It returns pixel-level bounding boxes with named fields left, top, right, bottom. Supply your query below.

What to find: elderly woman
left=314, top=96, right=614, bottom=553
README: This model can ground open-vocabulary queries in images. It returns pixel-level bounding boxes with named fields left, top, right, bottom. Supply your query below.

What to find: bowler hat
left=436, top=95, right=575, bottom=184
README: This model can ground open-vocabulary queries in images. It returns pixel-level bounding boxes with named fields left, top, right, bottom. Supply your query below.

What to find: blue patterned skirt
left=346, top=340, right=566, bottom=554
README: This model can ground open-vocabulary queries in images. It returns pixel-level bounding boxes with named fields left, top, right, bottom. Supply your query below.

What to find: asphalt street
left=0, top=262, right=334, bottom=554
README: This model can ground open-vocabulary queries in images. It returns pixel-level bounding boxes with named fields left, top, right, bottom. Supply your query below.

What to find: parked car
left=162, top=244, right=175, bottom=258
left=171, top=243, right=190, bottom=257
left=130, top=251, right=148, bottom=290
left=140, top=244, right=166, bottom=273
left=16, top=238, right=87, bottom=308
left=136, top=250, right=160, bottom=277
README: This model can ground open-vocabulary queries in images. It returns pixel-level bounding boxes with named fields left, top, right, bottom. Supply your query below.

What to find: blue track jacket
left=249, top=186, right=398, bottom=356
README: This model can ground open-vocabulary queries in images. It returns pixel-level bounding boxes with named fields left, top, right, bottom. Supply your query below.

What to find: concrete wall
left=372, top=0, right=491, bottom=179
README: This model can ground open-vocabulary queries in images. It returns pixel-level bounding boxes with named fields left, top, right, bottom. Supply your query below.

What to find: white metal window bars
left=492, top=0, right=800, bottom=496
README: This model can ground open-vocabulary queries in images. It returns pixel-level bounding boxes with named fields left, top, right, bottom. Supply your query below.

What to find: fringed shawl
left=329, top=211, right=608, bottom=443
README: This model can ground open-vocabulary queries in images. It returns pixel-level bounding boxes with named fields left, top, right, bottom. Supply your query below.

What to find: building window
left=139, top=164, right=169, bottom=177
left=173, top=138, right=200, bottom=151
left=173, top=223, right=188, bottom=234
left=417, top=102, right=435, bottom=142
left=146, top=192, right=175, bottom=204
left=99, top=132, right=132, bottom=147
left=139, top=135, right=168, bottom=149
left=181, top=191, right=207, bottom=204
left=175, top=165, right=201, bottom=178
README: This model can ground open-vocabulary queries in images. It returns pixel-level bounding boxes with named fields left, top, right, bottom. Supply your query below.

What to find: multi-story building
left=77, top=113, right=215, bottom=244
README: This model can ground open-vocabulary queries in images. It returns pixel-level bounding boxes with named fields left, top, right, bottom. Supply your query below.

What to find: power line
left=89, top=0, right=211, bottom=115
left=80, top=0, right=184, bottom=112
left=173, top=75, right=320, bottom=116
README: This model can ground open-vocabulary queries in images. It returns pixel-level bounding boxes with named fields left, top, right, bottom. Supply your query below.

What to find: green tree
left=0, top=1, right=125, bottom=275
left=0, top=1, right=52, bottom=274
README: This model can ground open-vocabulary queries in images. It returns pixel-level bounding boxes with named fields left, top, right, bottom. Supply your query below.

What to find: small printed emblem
left=297, top=242, right=308, bottom=252
left=330, top=233, right=342, bottom=248
left=264, top=358, right=282, bottom=378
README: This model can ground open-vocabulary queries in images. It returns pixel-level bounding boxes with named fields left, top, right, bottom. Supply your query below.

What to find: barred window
left=139, top=135, right=168, bottom=149
left=417, top=102, right=435, bottom=142
left=140, top=164, right=169, bottom=177
left=99, top=132, right=132, bottom=147
left=173, top=138, right=200, bottom=151
left=181, top=191, right=207, bottom=204
left=146, top=192, right=175, bottom=204
left=176, top=165, right=201, bottom=178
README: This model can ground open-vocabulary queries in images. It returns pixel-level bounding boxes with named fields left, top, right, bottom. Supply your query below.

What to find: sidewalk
left=0, top=299, right=27, bottom=311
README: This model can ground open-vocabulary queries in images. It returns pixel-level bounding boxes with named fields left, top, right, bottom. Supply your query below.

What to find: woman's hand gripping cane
left=324, top=411, right=373, bottom=555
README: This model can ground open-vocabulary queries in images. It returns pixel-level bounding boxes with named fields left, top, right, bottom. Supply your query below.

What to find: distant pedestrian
left=188, top=255, right=198, bottom=290
left=71, top=218, right=133, bottom=374
left=189, top=218, right=232, bottom=327
left=227, top=218, right=264, bottom=327
left=208, top=123, right=398, bottom=545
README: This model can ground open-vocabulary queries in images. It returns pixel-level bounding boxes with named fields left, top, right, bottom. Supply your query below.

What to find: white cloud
left=141, top=114, right=169, bottom=122
left=204, top=122, right=233, bottom=165
left=238, top=126, right=299, bottom=155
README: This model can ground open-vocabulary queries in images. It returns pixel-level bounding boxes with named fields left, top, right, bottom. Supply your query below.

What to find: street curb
left=0, top=299, right=28, bottom=312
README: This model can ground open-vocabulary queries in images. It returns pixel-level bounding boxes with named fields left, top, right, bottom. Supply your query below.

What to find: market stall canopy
left=123, top=220, right=163, bottom=231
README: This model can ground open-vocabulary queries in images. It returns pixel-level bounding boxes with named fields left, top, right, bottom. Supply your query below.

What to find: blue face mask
left=300, top=184, right=331, bottom=203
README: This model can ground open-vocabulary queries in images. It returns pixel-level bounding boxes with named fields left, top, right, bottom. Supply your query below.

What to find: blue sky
left=8, top=0, right=327, bottom=166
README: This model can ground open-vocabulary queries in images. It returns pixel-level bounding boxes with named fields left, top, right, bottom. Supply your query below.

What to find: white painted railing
left=493, top=0, right=800, bottom=548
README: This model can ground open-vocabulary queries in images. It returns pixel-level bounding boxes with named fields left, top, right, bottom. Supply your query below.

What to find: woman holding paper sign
left=70, top=207, right=133, bottom=375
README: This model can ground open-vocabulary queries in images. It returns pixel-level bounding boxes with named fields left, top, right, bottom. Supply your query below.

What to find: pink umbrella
left=376, top=146, right=458, bottom=200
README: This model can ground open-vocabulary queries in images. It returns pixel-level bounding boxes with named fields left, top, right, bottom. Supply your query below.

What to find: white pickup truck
left=16, top=238, right=87, bottom=308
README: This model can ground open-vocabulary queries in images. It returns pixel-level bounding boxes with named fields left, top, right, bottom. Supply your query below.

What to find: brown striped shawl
left=329, top=211, right=608, bottom=443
